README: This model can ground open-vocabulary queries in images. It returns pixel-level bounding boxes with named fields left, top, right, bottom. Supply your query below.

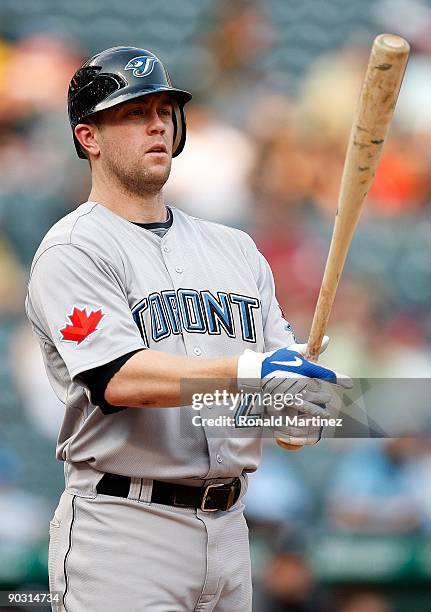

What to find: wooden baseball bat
left=277, top=33, right=410, bottom=451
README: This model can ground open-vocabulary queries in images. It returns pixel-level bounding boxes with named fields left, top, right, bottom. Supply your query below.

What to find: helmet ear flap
left=172, top=100, right=180, bottom=156
left=171, top=99, right=187, bottom=157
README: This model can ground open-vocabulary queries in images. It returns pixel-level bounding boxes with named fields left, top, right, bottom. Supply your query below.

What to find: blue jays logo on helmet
left=124, top=56, right=159, bottom=78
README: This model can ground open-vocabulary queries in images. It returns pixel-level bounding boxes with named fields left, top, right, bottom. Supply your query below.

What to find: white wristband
left=237, top=349, right=264, bottom=393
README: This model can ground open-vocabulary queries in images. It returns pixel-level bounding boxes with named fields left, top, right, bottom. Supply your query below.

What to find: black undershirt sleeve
left=77, top=349, right=145, bottom=415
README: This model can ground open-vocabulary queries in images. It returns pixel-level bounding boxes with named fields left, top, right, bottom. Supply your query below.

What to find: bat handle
left=276, top=311, right=326, bottom=451
left=306, top=282, right=334, bottom=362
left=305, top=327, right=324, bottom=363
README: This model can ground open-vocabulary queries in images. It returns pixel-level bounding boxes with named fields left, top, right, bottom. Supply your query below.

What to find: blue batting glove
left=261, top=348, right=337, bottom=383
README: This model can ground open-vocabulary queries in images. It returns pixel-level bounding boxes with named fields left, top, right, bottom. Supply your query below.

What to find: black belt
left=96, top=473, right=241, bottom=512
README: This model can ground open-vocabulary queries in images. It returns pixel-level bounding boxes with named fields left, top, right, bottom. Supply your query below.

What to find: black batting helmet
left=68, top=46, right=192, bottom=159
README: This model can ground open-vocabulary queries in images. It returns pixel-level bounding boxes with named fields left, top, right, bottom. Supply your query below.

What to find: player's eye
left=128, top=108, right=145, bottom=117
left=159, top=107, right=172, bottom=118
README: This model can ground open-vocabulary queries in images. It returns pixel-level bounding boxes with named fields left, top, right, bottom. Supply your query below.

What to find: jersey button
left=163, top=245, right=170, bottom=253
left=216, top=454, right=223, bottom=464
left=193, top=347, right=202, bottom=356
left=175, top=266, right=183, bottom=273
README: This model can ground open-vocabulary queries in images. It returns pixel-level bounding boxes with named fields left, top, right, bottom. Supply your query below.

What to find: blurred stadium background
left=1, top=0, right=431, bottom=610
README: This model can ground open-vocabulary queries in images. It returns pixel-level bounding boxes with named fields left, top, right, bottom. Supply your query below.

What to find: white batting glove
left=288, top=335, right=330, bottom=358
left=273, top=335, right=334, bottom=446
left=272, top=336, right=331, bottom=445
left=237, top=340, right=351, bottom=446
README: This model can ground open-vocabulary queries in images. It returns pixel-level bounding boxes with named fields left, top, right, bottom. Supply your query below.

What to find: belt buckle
left=200, top=482, right=226, bottom=512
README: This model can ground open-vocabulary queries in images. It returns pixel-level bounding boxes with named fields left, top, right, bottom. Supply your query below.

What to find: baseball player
left=25, top=47, right=351, bottom=612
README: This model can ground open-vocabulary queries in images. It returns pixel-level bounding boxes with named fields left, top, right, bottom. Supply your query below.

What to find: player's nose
left=147, top=108, right=166, bottom=134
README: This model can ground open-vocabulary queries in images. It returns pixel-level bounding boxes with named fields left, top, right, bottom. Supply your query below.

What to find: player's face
left=94, top=92, right=175, bottom=195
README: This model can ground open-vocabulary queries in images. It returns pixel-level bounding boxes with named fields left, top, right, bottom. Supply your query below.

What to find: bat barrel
left=305, top=33, right=409, bottom=362
left=376, top=33, right=410, bottom=52
left=279, top=34, right=409, bottom=450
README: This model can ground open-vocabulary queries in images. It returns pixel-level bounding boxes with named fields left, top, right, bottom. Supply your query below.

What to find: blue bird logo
left=124, top=56, right=159, bottom=78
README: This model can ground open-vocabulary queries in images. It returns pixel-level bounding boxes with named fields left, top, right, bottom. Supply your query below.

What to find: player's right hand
left=287, top=334, right=330, bottom=358
left=237, top=345, right=352, bottom=418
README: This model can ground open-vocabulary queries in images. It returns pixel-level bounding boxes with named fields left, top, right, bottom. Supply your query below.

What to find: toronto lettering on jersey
left=132, top=289, right=261, bottom=345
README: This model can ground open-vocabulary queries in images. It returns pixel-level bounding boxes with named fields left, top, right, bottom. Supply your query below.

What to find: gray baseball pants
left=48, top=486, right=252, bottom=611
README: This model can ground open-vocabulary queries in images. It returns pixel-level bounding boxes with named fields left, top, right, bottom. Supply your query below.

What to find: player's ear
left=74, top=123, right=101, bottom=160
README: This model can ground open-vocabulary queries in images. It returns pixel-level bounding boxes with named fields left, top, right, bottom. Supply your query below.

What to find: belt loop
left=139, top=479, right=153, bottom=505
left=127, top=477, right=143, bottom=502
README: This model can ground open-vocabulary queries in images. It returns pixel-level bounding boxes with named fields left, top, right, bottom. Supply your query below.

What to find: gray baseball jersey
left=26, top=202, right=295, bottom=494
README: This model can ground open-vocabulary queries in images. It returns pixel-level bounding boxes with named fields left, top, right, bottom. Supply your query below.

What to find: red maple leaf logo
left=60, top=307, right=104, bottom=344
